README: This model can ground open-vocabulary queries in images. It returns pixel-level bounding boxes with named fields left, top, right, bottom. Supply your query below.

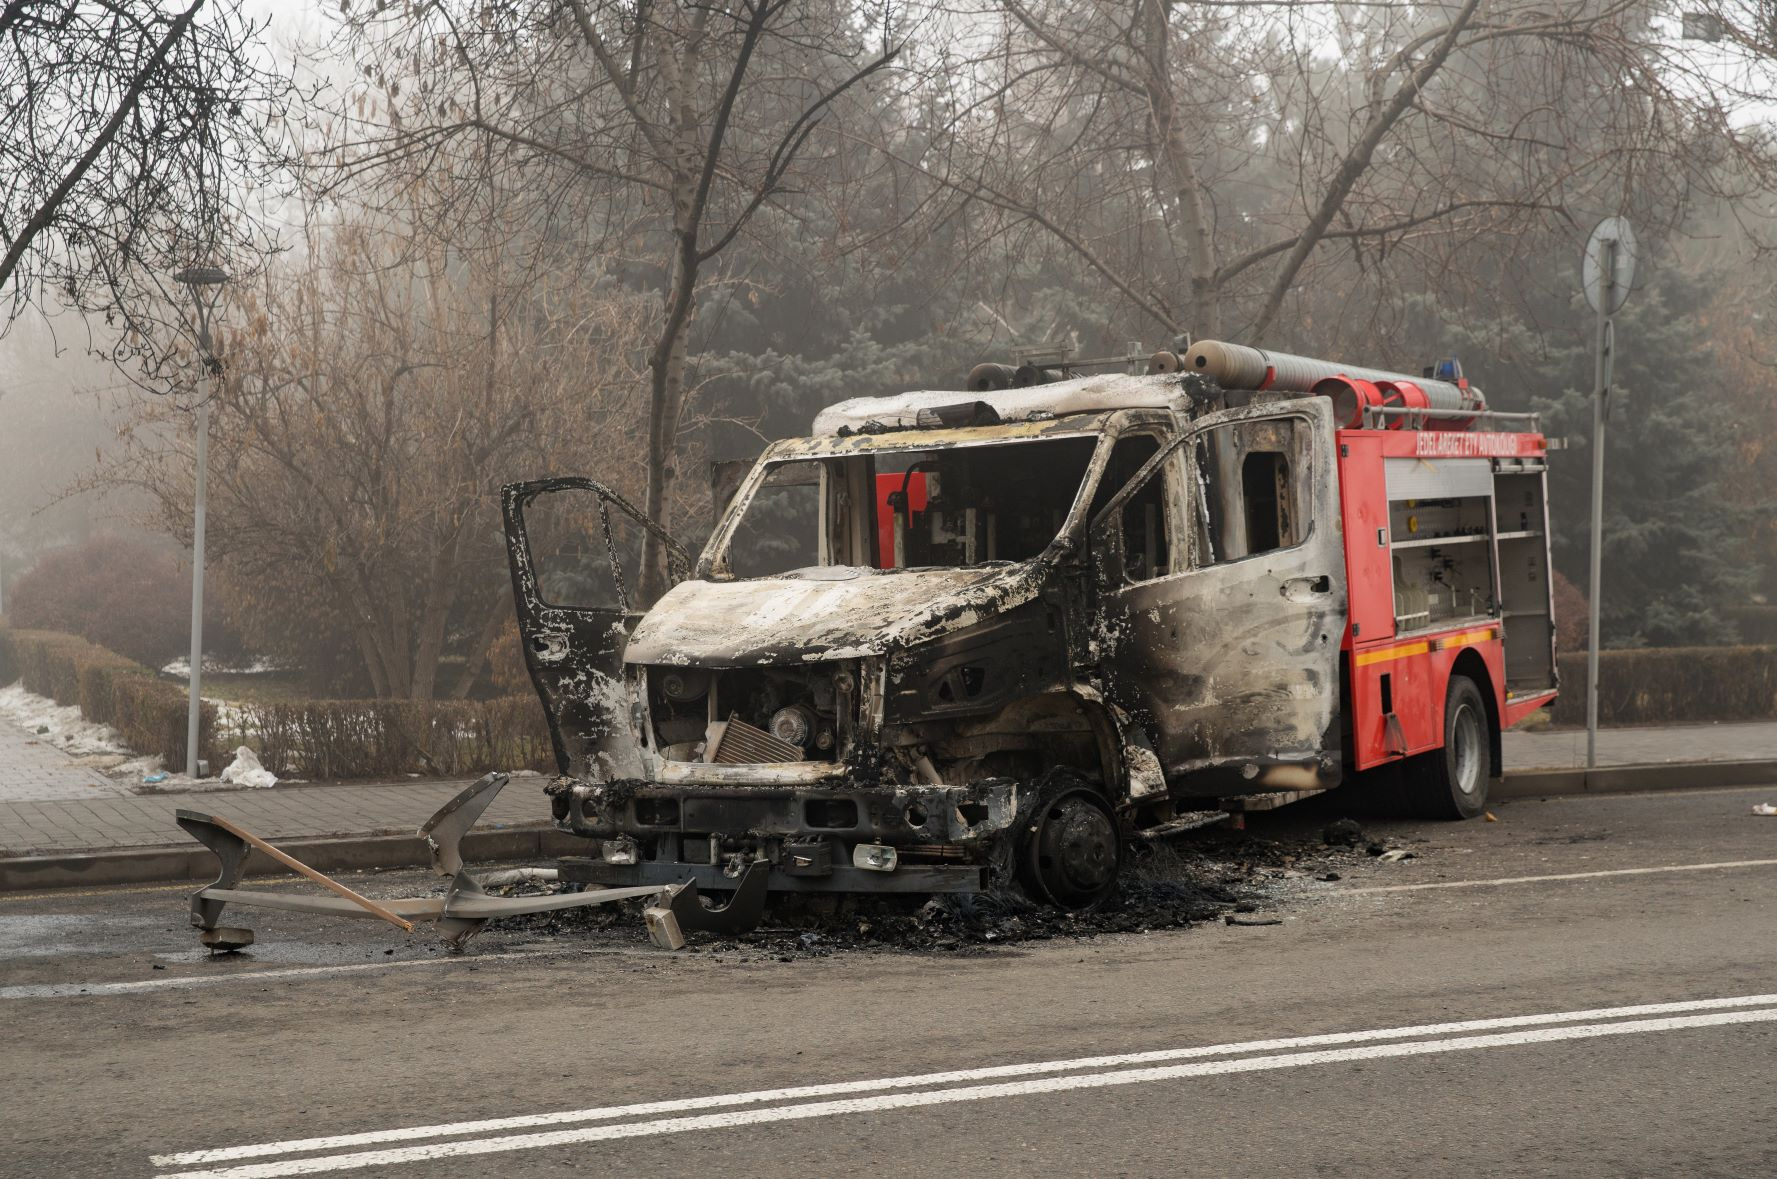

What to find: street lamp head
left=173, top=265, right=230, bottom=287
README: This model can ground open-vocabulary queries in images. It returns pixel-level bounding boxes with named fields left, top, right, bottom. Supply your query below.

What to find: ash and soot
left=503, top=817, right=1406, bottom=957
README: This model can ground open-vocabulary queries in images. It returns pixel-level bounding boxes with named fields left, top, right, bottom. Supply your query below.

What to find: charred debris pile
left=505, top=820, right=1409, bottom=955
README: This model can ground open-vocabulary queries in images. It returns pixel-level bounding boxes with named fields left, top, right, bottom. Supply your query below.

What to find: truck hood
left=624, top=565, right=1043, bottom=666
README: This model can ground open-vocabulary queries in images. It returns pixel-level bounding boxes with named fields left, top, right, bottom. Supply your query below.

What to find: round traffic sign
left=1583, top=216, right=1637, bottom=315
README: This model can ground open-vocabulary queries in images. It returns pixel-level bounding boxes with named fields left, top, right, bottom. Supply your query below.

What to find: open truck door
left=502, top=478, right=692, bottom=781
left=1087, top=398, right=1348, bottom=793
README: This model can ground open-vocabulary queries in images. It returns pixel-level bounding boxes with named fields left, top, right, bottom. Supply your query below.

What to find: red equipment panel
left=874, top=471, right=927, bottom=568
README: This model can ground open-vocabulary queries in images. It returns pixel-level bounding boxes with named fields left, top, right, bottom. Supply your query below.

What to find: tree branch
left=0, top=0, right=205, bottom=291
left=1242, top=0, right=1484, bottom=342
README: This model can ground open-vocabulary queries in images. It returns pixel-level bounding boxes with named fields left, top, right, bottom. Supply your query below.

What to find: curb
left=1497, top=758, right=1777, bottom=800
left=0, top=825, right=588, bottom=892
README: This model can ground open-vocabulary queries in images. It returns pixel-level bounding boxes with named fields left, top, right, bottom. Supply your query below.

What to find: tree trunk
left=1139, top=0, right=1220, bottom=340
left=450, top=594, right=511, bottom=699
left=637, top=45, right=707, bottom=605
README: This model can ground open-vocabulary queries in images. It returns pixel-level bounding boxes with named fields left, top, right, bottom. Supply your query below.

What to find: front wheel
left=1413, top=674, right=1491, bottom=820
left=1014, top=777, right=1123, bottom=909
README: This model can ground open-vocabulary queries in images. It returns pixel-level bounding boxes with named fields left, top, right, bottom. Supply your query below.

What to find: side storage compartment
left=1384, top=458, right=1496, bottom=635
left=1491, top=461, right=1556, bottom=696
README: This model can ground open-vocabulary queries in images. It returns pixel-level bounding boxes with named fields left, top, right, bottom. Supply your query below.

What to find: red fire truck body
left=1336, top=424, right=1558, bottom=775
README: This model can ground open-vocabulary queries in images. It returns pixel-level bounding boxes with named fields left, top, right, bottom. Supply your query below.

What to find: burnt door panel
left=1089, top=400, right=1347, bottom=793
left=502, top=479, right=691, bottom=780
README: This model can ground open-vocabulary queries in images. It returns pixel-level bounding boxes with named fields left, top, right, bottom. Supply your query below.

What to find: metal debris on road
left=174, top=773, right=765, bottom=952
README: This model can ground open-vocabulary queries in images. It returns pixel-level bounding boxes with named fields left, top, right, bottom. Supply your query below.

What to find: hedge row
left=218, top=696, right=554, bottom=780
left=1, top=625, right=553, bottom=780
left=0, top=627, right=216, bottom=770
left=1550, top=645, right=1777, bottom=727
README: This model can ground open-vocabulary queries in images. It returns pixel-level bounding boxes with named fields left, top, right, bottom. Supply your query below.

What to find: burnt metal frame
left=177, top=774, right=770, bottom=949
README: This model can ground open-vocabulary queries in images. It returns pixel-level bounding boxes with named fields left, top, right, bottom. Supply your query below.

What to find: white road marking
left=155, top=992, right=1777, bottom=1168
left=0, top=951, right=565, bottom=998
left=155, top=1007, right=1777, bottom=1178
left=1343, top=857, right=1777, bottom=894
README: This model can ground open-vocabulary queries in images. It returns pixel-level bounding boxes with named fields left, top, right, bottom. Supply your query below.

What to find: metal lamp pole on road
left=173, top=265, right=228, bottom=778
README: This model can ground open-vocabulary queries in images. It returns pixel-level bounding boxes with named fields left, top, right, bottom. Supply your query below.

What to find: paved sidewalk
left=0, top=718, right=132, bottom=802
left=1504, top=720, right=1777, bottom=770
left=0, top=777, right=553, bottom=857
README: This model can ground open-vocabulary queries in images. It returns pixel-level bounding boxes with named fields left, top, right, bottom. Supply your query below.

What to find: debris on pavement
left=1322, top=818, right=1365, bottom=846
left=502, top=823, right=1399, bottom=955
left=1752, top=803, right=1777, bottom=816
left=1224, top=915, right=1284, bottom=926
left=218, top=746, right=278, bottom=789
left=1376, top=849, right=1417, bottom=862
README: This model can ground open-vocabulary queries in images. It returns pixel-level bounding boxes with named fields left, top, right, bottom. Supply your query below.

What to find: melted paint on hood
left=624, top=564, right=1043, bottom=666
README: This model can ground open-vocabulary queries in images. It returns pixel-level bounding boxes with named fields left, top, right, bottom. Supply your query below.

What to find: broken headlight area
left=553, top=777, right=1020, bottom=894
left=641, top=663, right=857, bottom=764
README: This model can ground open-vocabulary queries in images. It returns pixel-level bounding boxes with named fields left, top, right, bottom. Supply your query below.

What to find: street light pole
left=173, top=265, right=228, bottom=778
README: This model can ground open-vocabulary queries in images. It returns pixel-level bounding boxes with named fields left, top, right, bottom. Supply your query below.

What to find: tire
left=1006, top=770, right=1123, bottom=910
left=1412, top=674, right=1491, bottom=820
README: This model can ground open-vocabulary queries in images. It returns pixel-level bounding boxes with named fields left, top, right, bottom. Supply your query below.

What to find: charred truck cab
left=504, top=340, right=1558, bottom=909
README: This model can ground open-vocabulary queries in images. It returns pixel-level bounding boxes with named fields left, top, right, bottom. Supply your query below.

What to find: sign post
left=1581, top=217, right=1636, bottom=769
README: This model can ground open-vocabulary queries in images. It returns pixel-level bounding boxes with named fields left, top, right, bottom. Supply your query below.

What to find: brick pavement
left=0, top=716, right=133, bottom=803
left=0, top=776, right=554, bottom=856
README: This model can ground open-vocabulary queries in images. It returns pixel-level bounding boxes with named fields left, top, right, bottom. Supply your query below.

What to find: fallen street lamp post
left=173, top=264, right=228, bottom=779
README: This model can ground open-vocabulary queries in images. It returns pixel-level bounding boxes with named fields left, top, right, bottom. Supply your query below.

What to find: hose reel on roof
left=1180, top=339, right=1486, bottom=429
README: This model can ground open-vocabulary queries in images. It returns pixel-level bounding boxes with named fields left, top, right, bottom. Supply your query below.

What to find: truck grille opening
left=709, top=715, right=804, bottom=764
left=645, top=664, right=849, bottom=763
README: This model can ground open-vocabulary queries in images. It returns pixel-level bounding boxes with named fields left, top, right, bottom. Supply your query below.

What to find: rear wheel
left=1413, top=675, right=1491, bottom=820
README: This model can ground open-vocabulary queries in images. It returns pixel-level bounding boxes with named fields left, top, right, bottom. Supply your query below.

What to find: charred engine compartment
left=643, top=663, right=853, bottom=765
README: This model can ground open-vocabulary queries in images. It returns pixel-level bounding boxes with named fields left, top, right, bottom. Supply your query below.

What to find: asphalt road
left=4, top=781, right=1776, bottom=1178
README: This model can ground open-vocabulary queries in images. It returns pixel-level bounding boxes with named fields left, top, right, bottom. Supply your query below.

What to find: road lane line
left=154, top=991, right=1777, bottom=1167
left=0, top=951, right=568, bottom=998
left=155, top=1007, right=1777, bottom=1178
left=1343, top=857, right=1777, bottom=894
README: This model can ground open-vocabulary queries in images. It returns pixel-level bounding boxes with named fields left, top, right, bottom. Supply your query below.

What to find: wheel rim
left=1022, top=787, right=1120, bottom=909
left=1452, top=702, right=1483, bottom=797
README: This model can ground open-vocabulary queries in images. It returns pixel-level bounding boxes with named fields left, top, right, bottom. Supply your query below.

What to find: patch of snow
left=218, top=745, right=278, bottom=789
left=0, top=681, right=131, bottom=756
left=161, top=655, right=285, bottom=678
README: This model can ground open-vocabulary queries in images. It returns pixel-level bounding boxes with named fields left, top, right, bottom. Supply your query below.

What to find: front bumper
left=551, top=775, right=1018, bottom=894
left=559, top=777, right=1019, bottom=845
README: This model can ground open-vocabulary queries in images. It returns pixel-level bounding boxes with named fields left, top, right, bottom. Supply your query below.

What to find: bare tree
left=329, top=1, right=899, bottom=600
left=899, top=0, right=1777, bottom=348
left=104, top=163, right=659, bottom=701
left=0, top=0, right=296, bottom=375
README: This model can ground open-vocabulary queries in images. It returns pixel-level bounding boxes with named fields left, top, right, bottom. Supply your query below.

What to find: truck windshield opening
left=723, top=435, right=1100, bottom=578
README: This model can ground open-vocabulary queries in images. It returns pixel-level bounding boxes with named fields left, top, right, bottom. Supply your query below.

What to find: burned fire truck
left=502, top=340, right=1559, bottom=910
